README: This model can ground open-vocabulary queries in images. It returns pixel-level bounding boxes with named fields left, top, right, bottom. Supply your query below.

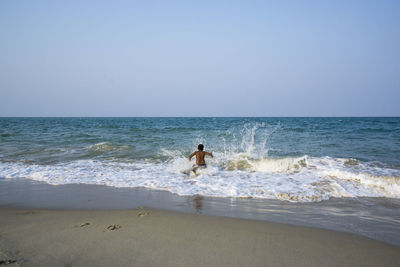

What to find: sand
left=0, top=206, right=399, bottom=267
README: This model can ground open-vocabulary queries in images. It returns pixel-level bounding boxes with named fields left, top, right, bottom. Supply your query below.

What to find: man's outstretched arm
left=205, top=151, right=213, bottom=157
left=188, top=152, right=196, bottom=160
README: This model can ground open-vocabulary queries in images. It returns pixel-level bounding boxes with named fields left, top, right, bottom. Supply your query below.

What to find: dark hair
left=198, top=144, right=204, bottom=151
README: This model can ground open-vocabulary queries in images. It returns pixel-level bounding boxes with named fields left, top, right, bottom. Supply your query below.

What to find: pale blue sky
left=1, top=0, right=399, bottom=116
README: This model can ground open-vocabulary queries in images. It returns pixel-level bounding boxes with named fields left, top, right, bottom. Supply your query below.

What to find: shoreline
left=1, top=206, right=400, bottom=266
left=1, top=177, right=400, bottom=247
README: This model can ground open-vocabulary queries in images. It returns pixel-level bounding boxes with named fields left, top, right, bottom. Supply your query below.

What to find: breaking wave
left=0, top=155, right=399, bottom=203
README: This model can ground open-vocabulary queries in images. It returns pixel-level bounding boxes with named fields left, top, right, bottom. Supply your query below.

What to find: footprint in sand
left=107, top=224, right=121, bottom=231
left=137, top=207, right=150, bottom=217
left=137, top=212, right=150, bottom=217
left=74, top=222, right=91, bottom=228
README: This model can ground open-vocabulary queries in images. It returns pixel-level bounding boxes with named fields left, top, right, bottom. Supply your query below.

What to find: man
left=188, top=144, right=213, bottom=174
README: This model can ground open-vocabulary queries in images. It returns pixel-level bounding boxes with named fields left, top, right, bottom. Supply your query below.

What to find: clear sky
left=0, top=0, right=399, bottom=116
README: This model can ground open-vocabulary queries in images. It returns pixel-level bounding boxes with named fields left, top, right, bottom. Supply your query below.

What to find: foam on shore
left=1, top=154, right=399, bottom=202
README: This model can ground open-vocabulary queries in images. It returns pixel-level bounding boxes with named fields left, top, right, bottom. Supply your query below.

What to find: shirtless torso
left=189, top=151, right=213, bottom=165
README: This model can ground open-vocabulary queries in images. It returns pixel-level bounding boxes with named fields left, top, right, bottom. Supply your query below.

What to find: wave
left=88, top=142, right=131, bottom=151
left=222, top=156, right=307, bottom=173
left=87, top=142, right=132, bottom=152
left=1, top=155, right=399, bottom=203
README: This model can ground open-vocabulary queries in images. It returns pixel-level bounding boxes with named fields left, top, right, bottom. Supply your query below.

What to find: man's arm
left=188, top=152, right=196, bottom=160
left=205, top=151, right=213, bottom=157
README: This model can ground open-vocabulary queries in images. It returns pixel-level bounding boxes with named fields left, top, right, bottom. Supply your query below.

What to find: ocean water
left=0, top=117, right=399, bottom=203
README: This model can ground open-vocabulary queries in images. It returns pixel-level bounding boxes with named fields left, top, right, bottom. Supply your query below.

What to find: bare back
left=189, top=150, right=213, bottom=165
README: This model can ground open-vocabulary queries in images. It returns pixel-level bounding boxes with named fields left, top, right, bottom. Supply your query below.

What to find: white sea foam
left=0, top=155, right=399, bottom=203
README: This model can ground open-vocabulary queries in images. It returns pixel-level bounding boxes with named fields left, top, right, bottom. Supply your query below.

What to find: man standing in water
left=189, top=144, right=213, bottom=174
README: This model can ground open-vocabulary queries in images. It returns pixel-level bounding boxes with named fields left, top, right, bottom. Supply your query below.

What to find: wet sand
left=2, top=178, right=400, bottom=247
left=1, top=207, right=399, bottom=267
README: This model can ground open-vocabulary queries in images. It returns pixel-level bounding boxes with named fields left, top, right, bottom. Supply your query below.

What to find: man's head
left=198, top=144, right=204, bottom=151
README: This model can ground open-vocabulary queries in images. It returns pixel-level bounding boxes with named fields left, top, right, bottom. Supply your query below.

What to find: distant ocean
left=1, top=117, right=399, bottom=202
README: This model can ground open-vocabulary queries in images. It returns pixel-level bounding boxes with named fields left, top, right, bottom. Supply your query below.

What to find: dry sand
left=0, top=206, right=399, bottom=267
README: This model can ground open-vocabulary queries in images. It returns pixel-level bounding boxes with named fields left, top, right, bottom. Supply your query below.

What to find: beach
left=2, top=0, right=400, bottom=264
left=1, top=206, right=400, bottom=267
left=1, top=179, right=400, bottom=266
left=1, top=117, right=400, bottom=265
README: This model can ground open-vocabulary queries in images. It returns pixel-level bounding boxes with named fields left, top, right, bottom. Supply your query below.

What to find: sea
left=1, top=117, right=400, bottom=244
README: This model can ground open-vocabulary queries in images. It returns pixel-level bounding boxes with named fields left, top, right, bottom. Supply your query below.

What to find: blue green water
left=1, top=117, right=399, bottom=202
